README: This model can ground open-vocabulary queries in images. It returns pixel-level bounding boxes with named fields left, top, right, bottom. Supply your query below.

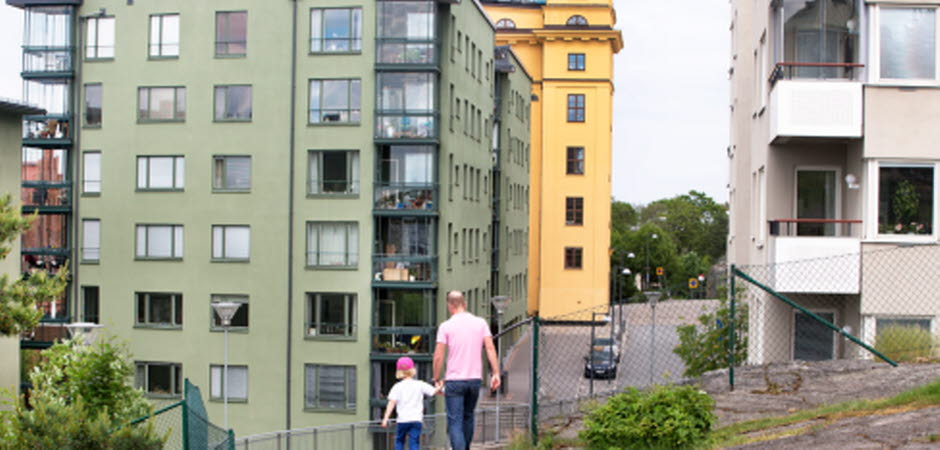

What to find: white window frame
left=135, top=361, right=182, bottom=398
left=212, top=225, right=250, bottom=261
left=135, top=224, right=184, bottom=259
left=149, top=13, right=180, bottom=58
left=81, top=218, right=100, bottom=263
left=82, top=151, right=101, bottom=194
left=85, top=16, right=115, bottom=59
left=210, top=365, right=248, bottom=402
left=865, top=160, right=938, bottom=242
left=210, top=294, right=249, bottom=331
left=137, top=155, right=185, bottom=190
left=870, top=5, right=940, bottom=86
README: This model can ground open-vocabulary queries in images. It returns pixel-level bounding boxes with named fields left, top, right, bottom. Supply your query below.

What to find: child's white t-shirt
left=388, top=378, right=437, bottom=423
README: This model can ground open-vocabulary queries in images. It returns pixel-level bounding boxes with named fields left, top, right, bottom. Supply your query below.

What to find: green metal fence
left=128, top=379, right=234, bottom=449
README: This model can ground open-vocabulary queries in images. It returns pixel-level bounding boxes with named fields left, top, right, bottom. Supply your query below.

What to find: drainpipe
left=286, top=0, right=298, bottom=431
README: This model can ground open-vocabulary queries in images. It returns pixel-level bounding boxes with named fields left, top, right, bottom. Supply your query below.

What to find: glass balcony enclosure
left=376, top=1, right=437, bottom=65
left=374, top=217, right=436, bottom=283
left=21, top=214, right=68, bottom=254
left=375, top=145, right=436, bottom=210
left=372, top=288, right=435, bottom=351
left=22, top=6, right=74, bottom=76
left=24, top=117, right=70, bottom=141
left=774, top=0, right=861, bottom=79
left=376, top=73, right=437, bottom=139
left=25, top=79, right=71, bottom=116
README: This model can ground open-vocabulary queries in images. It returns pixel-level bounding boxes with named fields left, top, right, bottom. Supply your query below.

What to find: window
left=304, top=364, right=356, bottom=411
left=82, top=219, right=100, bottom=262
left=137, top=156, right=184, bottom=190
left=376, top=1, right=435, bottom=64
left=877, top=164, right=934, bottom=235
left=212, top=225, right=250, bottom=261
left=84, top=84, right=102, bottom=127
left=135, top=292, right=183, bottom=327
left=310, top=8, right=362, bottom=53
left=567, top=94, right=585, bottom=122
left=568, top=53, right=585, bottom=71
left=138, top=87, right=186, bottom=122
left=879, top=7, right=936, bottom=80
left=85, top=17, right=114, bottom=59
left=81, top=286, right=99, bottom=324
left=566, top=15, right=588, bottom=26
left=83, top=151, right=101, bottom=194
left=376, top=73, right=435, bottom=138
left=309, top=79, right=361, bottom=124
left=214, top=85, right=252, bottom=121
left=213, top=156, right=251, bottom=191
left=136, top=224, right=184, bottom=259
left=308, top=150, right=360, bottom=195
left=211, top=295, right=249, bottom=330
left=566, top=197, right=583, bottom=225
left=149, top=14, right=180, bottom=58
left=774, top=0, right=859, bottom=79
left=566, top=147, right=584, bottom=174
left=216, top=11, right=247, bottom=56
left=564, top=247, right=583, bottom=269
left=135, top=362, right=182, bottom=397
left=306, top=222, right=358, bottom=267
left=210, top=365, right=248, bottom=402
left=495, top=18, right=516, bottom=30
left=306, top=293, right=356, bottom=338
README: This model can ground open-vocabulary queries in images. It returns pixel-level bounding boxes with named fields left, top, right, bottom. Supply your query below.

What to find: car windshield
left=593, top=338, right=614, bottom=345
left=590, top=351, right=613, bottom=362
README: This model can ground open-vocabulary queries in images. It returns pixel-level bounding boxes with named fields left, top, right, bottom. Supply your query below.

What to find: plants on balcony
left=881, top=180, right=929, bottom=235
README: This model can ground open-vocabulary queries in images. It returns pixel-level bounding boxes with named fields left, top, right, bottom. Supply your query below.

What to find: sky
left=0, top=1, right=730, bottom=205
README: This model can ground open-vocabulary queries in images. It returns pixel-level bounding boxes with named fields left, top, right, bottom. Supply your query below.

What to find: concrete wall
left=0, top=110, right=22, bottom=405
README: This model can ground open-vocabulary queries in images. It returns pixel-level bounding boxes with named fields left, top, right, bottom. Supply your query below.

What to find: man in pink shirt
left=433, top=290, right=500, bottom=450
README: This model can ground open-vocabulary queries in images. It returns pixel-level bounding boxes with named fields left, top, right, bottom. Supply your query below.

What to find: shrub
left=579, top=385, right=716, bottom=449
left=673, top=298, right=748, bottom=378
left=875, top=325, right=937, bottom=362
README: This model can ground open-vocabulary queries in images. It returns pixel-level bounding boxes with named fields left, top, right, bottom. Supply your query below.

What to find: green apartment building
left=7, top=0, right=531, bottom=437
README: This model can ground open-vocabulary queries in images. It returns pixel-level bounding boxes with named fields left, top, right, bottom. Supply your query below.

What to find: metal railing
left=772, top=61, right=865, bottom=82
left=768, top=218, right=862, bottom=237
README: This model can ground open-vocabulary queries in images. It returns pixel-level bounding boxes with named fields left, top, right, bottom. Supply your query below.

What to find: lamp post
left=644, top=291, right=662, bottom=386
left=645, top=233, right=658, bottom=290
left=490, top=295, right=511, bottom=441
left=65, top=322, right=104, bottom=345
left=589, top=312, right=610, bottom=396
left=698, top=274, right=706, bottom=299
left=211, top=301, right=242, bottom=430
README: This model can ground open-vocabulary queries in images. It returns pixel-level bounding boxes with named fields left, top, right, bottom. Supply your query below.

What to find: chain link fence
left=127, top=379, right=234, bottom=449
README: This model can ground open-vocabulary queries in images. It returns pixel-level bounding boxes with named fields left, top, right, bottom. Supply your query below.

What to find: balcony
left=768, top=64, right=863, bottom=144
left=375, top=0, right=437, bottom=68
left=22, top=116, right=71, bottom=147
left=375, top=114, right=437, bottom=140
left=768, top=219, right=861, bottom=294
left=374, top=183, right=438, bottom=213
left=372, top=257, right=436, bottom=286
left=21, top=46, right=73, bottom=78
left=21, top=183, right=71, bottom=212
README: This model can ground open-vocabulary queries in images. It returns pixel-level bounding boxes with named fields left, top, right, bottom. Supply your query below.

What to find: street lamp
left=697, top=274, right=706, bottom=299
left=65, top=322, right=104, bottom=345
left=644, top=291, right=663, bottom=386
left=589, top=312, right=610, bottom=396
left=645, top=233, right=658, bottom=290
left=490, top=295, right=511, bottom=441
left=211, top=301, right=242, bottom=430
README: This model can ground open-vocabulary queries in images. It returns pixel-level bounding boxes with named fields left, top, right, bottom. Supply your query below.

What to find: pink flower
left=895, top=223, right=903, bottom=232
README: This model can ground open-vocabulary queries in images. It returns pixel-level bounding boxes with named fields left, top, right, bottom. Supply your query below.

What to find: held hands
left=490, top=373, right=501, bottom=392
left=381, top=418, right=388, bottom=428
left=434, top=379, right=445, bottom=396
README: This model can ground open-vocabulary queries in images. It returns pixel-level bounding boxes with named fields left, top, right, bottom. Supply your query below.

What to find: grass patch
left=710, top=377, right=940, bottom=448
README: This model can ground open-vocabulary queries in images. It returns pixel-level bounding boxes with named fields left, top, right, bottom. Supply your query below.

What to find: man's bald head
left=446, top=290, right=466, bottom=309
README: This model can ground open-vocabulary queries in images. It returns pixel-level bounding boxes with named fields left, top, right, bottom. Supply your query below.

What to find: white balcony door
left=795, top=168, right=839, bottom=236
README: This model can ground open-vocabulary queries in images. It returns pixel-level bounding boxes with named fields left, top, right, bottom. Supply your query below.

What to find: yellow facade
left=483, top=0, right=622, bottom=319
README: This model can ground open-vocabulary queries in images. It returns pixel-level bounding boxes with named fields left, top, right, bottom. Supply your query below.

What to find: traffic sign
left=689, top=278, right=699, bottom=289
left=656, top=266, right=664, bottom=276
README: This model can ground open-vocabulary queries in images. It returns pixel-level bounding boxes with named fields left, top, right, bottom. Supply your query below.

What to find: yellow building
left=483, top=0, right=622, bottom=319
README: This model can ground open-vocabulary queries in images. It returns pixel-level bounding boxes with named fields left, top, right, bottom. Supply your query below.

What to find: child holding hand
left=381, top=356, right=442, bottom=450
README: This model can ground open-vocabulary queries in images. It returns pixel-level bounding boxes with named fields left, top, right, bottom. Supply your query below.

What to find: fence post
left=729, top=264, right=736, bottom=391
left=530, top=315, right=539, bottom=444
left=182, top=395, right=189, bottom=450
left=228, top=429, right=235, bottom=450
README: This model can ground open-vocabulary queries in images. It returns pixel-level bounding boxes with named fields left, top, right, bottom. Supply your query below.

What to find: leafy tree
left=673, top=298, right=748, bottom=378
left=0, top=336, right=163, bottom=448
left=0, top=193, right=68, bottom=336
left=646, top=191, right=728, bottom=262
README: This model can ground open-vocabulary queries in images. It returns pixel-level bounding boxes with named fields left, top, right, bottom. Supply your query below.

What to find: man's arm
left=483, top=336, right=500, bottom=391
left=432, top=342, right=447, bottom=383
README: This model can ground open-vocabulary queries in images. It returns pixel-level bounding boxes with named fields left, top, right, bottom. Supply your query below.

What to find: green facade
left=11, top=0, right=531, bottom=437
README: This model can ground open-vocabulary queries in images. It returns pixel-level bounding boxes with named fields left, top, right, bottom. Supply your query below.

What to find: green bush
left=579, top=385, right=716, bottom=449
left=673, top=298, right=747, bottom=378
left=875, top=325, right=937, bottom=362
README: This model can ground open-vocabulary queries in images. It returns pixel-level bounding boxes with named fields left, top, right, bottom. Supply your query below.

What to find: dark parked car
left=592, top=337, right=620, bottom=363
left=583, top=350, right=617, bottom=379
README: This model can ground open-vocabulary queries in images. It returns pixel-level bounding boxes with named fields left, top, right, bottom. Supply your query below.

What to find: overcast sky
left=0, top=1, right=730, bottom=205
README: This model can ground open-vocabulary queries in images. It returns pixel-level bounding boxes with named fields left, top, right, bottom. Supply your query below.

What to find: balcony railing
left=374, top=183, right=437, bottom=211
left=371, top=327, right=433, bottom=354
left=375, top=113, right=437, bottom=140
left=23, top=116, right=70, bottom=144
left=22, top=46, right=74, bottom=76
left=772, top=62, right=865, bottom=83
left=376, top=39, right=437, bottom=66
left=372, top=256, right=436, bottom=283
left=21, top=183, right=71, bottom=208
left=769, top=219, right=862, bottom=238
